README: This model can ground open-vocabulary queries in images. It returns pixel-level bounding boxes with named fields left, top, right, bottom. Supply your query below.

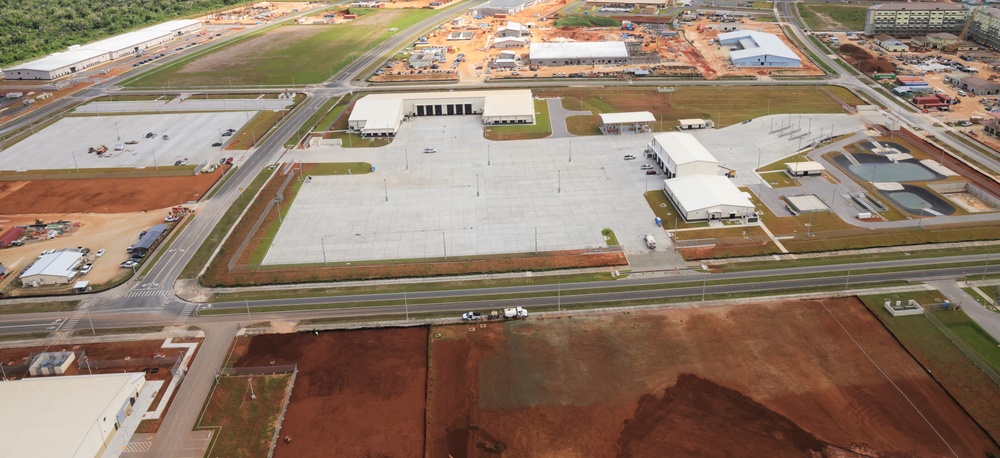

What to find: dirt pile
left=839, top=43, right=895, bottom=74
left=618, top=374, right=829, bottom=457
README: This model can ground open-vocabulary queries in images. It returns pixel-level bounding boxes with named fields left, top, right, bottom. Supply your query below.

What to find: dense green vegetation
left=0, top=0, right=244, bottom=67
left=553, top=15, right=620, bottom=28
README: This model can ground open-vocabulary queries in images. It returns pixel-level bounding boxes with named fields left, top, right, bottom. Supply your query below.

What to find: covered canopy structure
left=599, top=111, right=655, bottom=135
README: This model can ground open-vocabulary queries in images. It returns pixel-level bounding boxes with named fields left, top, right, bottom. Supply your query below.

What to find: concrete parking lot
left=0, top=112, right=255, bottom=170
left=74, top=96, right=293, bottom=114
left=267, top=111, right=882, bottom=265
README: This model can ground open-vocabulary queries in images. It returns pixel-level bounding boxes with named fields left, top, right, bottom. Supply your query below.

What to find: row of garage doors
left=415, top=104, right=475, bottom=116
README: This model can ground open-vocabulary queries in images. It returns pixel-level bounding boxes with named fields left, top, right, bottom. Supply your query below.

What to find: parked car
left=645, top=170, right=658, bottom=175
left=226, top=157, right=234, bottom=164
left=80, top=264, right=93, bottom=275
left=126, top=245, right=134, bottom=253
left=640, top=164, right=654, bottom=170
left=174, top=160, right=182, bottom=166
left=120, top=260, right=137, bottom=268
left=424, top=148, right=437, bottom=153
left=958, top=90, right=968, bottom=97
left=162, top=135, right=169, bottom=140
left=212, top=142, right=223, bottom=147
left=462, top=312, right=482, bottom=321
left=95, top=249, right=105, bottom=257
left=623, top=154, right=636, bottom=160
left=180, top=158, right=189, bottom=165
left=165, top=215, right=179, bottom=222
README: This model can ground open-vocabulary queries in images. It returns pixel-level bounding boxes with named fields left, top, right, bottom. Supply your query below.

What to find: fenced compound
left=76, top=350, right=180, bottom=371
left=217, top=364, right=298, bottom=377
left=924, top=311, right=1000, bottom=388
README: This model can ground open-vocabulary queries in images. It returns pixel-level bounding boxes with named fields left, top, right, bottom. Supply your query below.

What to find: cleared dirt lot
left=233, top=327, right=428, bottom=457
left=430, top=298, right=995, bottom=457
left=235, top=299, right=997, bottom=456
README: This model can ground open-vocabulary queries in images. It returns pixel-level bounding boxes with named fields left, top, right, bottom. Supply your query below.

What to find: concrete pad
left=75, top=96, right=293, bottom=114
left=785, top=194, right=829, bottom=212
left=0, top=112, right=255, bottom=171
left=269, top=116, right=666, bottom=265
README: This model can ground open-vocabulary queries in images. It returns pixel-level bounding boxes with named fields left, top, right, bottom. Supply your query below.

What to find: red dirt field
left=427, top=298, right=998, bottom=457
left=233, top=327, right=428, bottom=457
left=0, top=170, right=225, bottom=214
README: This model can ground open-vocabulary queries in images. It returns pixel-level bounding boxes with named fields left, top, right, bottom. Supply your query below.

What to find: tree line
left=0, top=0, right=245, bottom=67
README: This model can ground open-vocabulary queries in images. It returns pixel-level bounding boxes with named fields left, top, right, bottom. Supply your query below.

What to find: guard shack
left=678, top=118, right=711, bottom=130
left=785, top=161, right=825, bottom=177
left=599, top=111, right=655, bottom=135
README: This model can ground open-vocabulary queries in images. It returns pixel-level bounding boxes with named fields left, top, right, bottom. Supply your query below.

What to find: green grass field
left=125, top=9, right=439, bottom=88
left=198, top=374, right=292, bottom=457
left=553, top=15, right=620, bottom=28
left=797, top=3, right=868, bottom=31
left=540, top=86, right=863, bottom=134
left=483, top=99, right=551, bottom=140
left=858, top=293, right=1000, bottom=443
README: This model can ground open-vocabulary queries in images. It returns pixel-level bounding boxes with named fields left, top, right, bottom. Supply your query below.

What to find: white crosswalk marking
left=124, top=289, right=172, bottom=298
left=173, top=303, right=197, bottom=326
left=123, top=441, right=151, bottom=453
left=60, top=309, right=86, bottom=332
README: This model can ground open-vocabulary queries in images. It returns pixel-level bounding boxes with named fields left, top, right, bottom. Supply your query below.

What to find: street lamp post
left=71, top=151, right=79, bottom=171
left=984, top=252, right=992, bottom=281
left=115, top=122, right=121, bottom=141
left=404, top=291, right=409, bottom=320
left=248, top=377, right=256, bottom=400
left=245, top=299, right=253, bottom=327
left=701, top=269, right=708, bottom=301
left=320, top=237, right=327, bottom=265
left=384, top=179, right=388, bottom=202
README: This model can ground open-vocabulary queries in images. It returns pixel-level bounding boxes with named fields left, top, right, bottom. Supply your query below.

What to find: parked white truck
left=486, top=307, right=528, bottom=320
left=644, top=234, right=656, bottom=249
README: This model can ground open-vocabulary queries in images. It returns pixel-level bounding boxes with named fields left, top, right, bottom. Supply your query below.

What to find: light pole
left=320, top=237, right=327, bottom=265
left=248, top=377, right=256, bottom=400
left=557, top=282, right=561, bottom=311
left=405, top=148, right=409, bottom=171
left=557, top=170, right=561, bottom=194
left=404, top=291, right=409, bottom=320
left=476, top=173, right=480, bottom=197
left=151, top=149, right=158, bottom=169
left=701, top=268, right=708, bottom=301
left=0, top=362, right=6, bottom=381
left=245, top=299, right=253, bottom=327
left=87, top=309, right=96, bottom=335
left=115, top=122, right=121, bottom=141
left=984, top=252, right=992, bottom=280
left=569, top=140, right=572, bottom=162
left=71, top=150, right=79, bottom=171
left=807, top=211, right=814, bottom=237
left=845, top=262, right=852, bottom=290
left=917, top=203, right=928, bottom=228
left=383, top=179, right=388, bottom=202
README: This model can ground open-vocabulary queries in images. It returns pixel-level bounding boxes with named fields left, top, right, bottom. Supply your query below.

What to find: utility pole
left=248, top=377, right=256, bottom=400
left=557, top=282, right=561, bottom=311
left=245, top=299, right=253, bottom=327
left=984, top=252, right=992, bottom=281
left=321, top=237, right=327, bottom=265
left=87, top=309, right=96, bottom=335
left=404, top=291, right=409, bottom=320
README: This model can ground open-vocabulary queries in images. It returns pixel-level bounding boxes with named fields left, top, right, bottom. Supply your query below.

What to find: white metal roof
left=530, top=41, right=629, bottom=60
left=0, top=373, right=145, bottom=458
left=664, top=175, right=755, bottom=212
left=494, top=37, right=527, bottom=45
left=786, top=161, right=825, bottom=173
left=678, top=118, right=707, bottom=126
left=653, top=132, right=718, bottom=165
left=20, top=249, right=82, bottom=280
left=502, top=21, right=524, bottom=31
left=4, top=19, right=200, bottom=73
left=349, top=90, right=535, bottom=129
left=718, top=31, right=799, bottom=62
left=483, top=90, right=534, bottom=118
left=487, top=0, right=536, bottom=9
left=599, top=111, right=655, bottom=124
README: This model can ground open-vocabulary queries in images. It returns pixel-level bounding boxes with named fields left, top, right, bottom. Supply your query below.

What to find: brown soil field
left=0, top=338, right=197, bottom=382
left=839, top=43, right=895, bottom=74
left=0, top=171, right=222, bottom=214
left=233, top=328, right=428, bottom=458
left=427, top=298, right=997, bottom=457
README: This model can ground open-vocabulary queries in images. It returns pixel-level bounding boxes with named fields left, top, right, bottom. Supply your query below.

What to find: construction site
left=202, top=2, right=319, bottom=26
left=370, top=6, right=823, bottom=83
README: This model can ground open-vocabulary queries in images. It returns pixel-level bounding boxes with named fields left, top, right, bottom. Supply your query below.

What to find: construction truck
left=720, top=166, right=737, bottom=178
left=488, top=307, right=528, bottom=320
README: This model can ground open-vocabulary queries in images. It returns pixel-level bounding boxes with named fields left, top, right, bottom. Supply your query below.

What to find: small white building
left=785, top=161, right=825, bottom=177
left=0, top=373, right=147, bottom=458
left=493, top=50, right=520, bottom=68
left=348, top=90, right=536, bottom=136
left=663, top=175, right=756, bottom=221
left=599, top=111, right=655, bottom=134
left=649, top=132, right=719, bottom=178
left=493, top=37, right=527, bottom=49
left=678, top=118, right=710, bottom=130
left=717, top=30, right=801, bottom=68
left=20, top=248, right=83, bottom=286
left=497, top=22, right=527, bottom=38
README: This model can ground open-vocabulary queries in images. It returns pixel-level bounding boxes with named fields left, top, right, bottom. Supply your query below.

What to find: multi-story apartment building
left=968, top=7, right=1000, bottom=51
left=864, top=3, right=968, bottom=36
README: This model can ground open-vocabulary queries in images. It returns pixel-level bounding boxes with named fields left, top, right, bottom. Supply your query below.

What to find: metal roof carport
left=599, top=111, right=655, bottom=135
left=133, top=224, right=167, bottom=256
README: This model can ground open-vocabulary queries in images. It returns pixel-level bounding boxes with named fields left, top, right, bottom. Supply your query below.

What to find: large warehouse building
left=2, top=20, right=202, bottom=80
left=864, top=3, right=968, bottom=37
left=529, top=42, right=630, bottom=66
left=663, top=175, right=756, bottom=221
left=717, top=31, right=801, bottom=67
left=476, top=0, right=542, bottom=16
left=649, top=132, right=719, bottom=178
left=19, top=248, right=83, bottom=287
left=0, top=373, right=147, bottom=457
left=348, top=90, right=536, bottom=137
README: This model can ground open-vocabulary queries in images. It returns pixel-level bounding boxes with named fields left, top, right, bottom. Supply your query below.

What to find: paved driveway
left=546, top=98, right=592, bottom=139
